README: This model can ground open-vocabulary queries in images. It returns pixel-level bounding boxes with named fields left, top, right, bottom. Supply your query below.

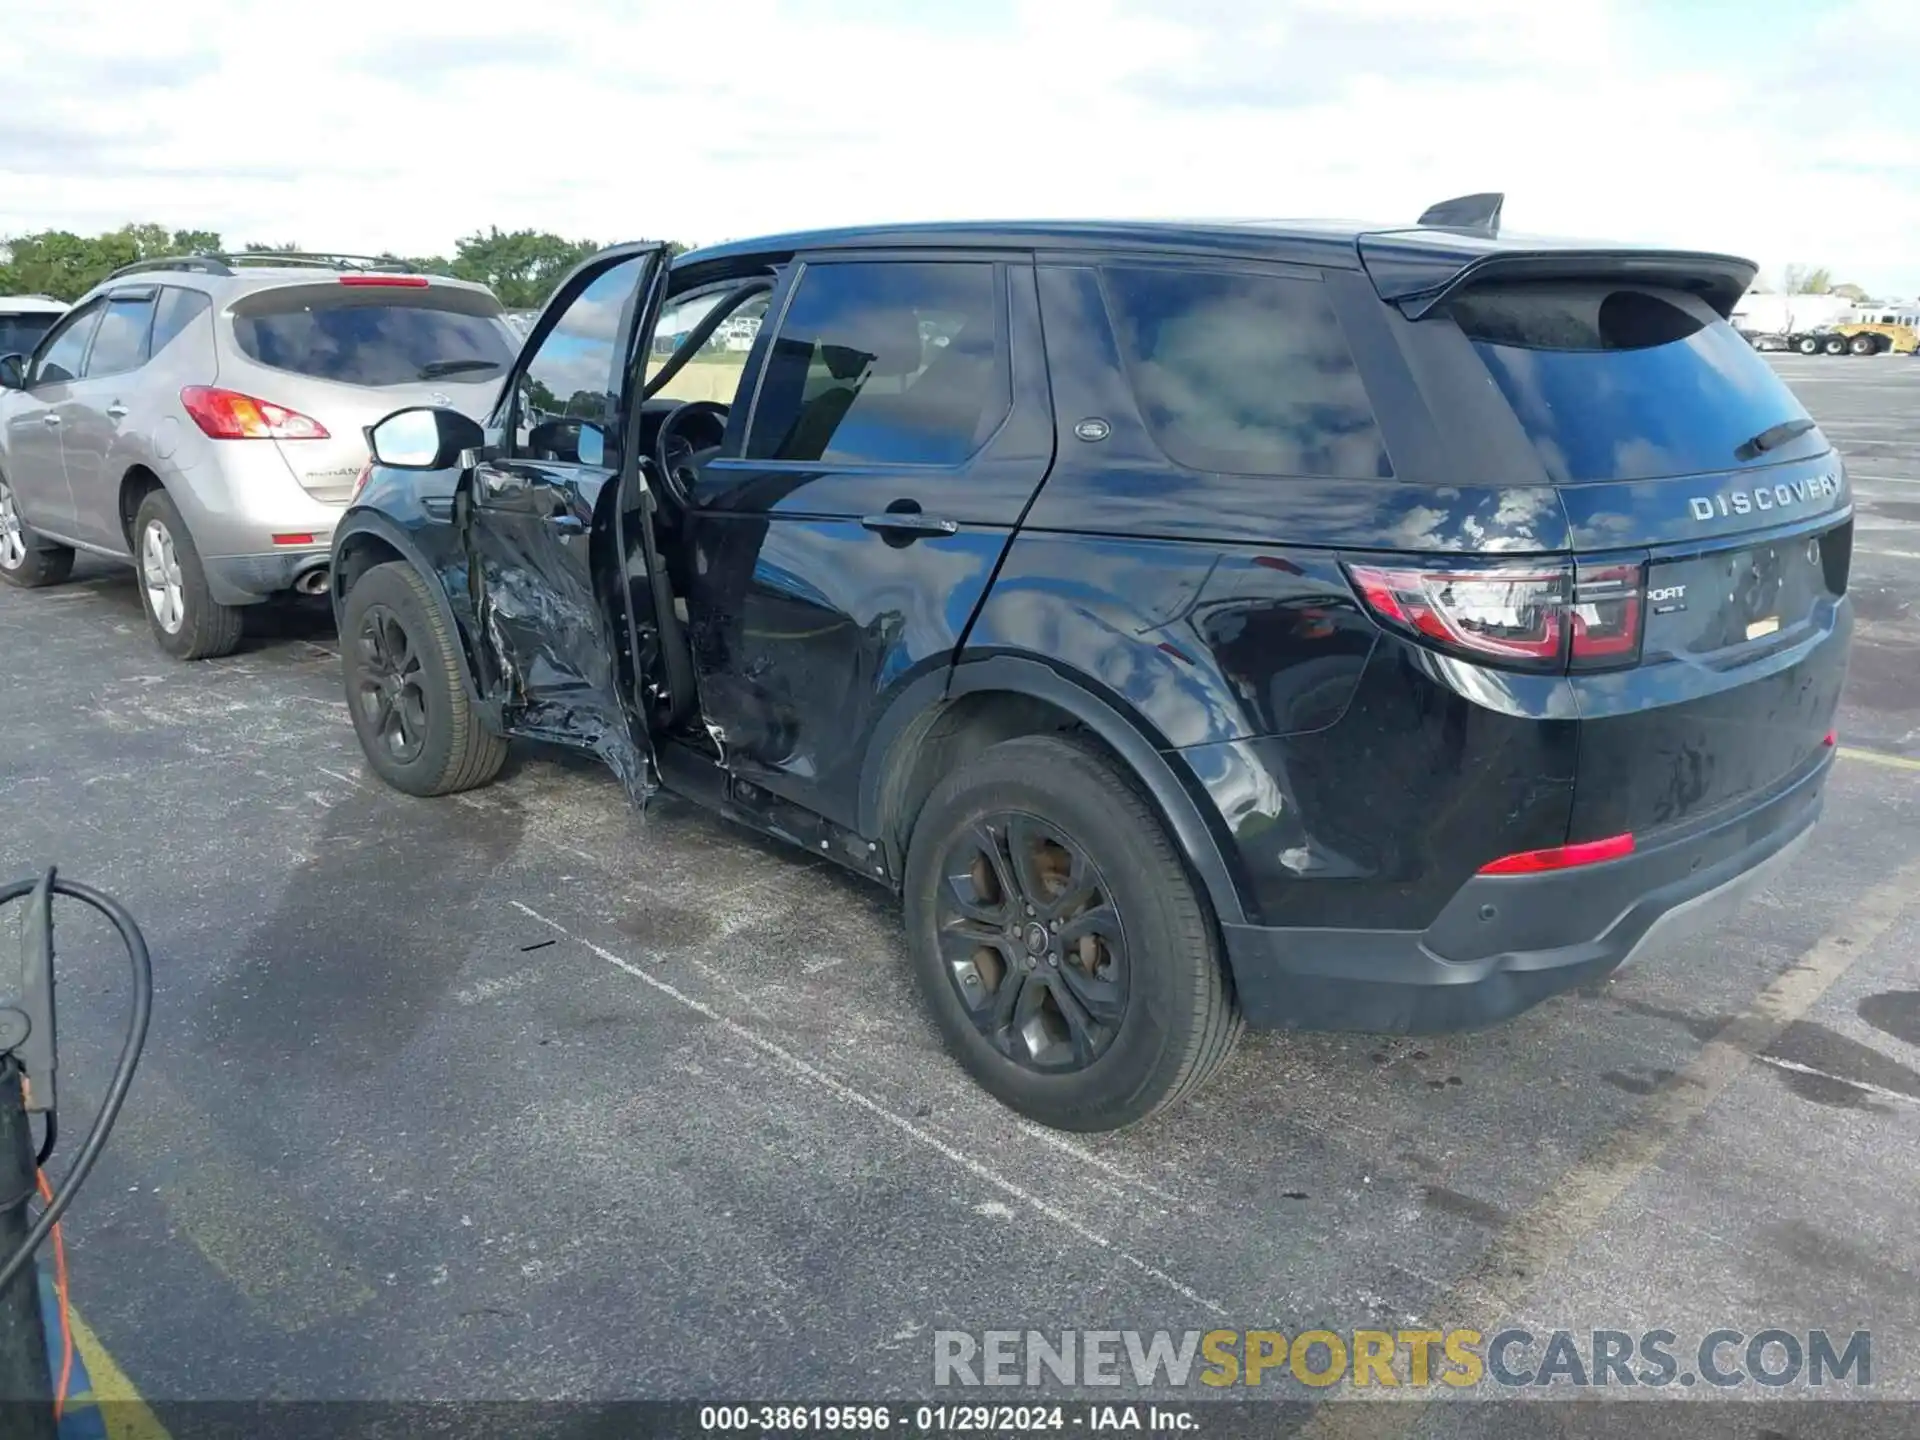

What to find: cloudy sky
left=5, top=0, right=1919, bottom=293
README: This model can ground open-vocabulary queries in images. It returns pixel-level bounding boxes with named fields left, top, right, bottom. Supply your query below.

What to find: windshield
left=231, top=288, right=517, bottom=388
left=0, top=312, right=61, bottom=357
left=1452, top=283, right=1823, bottom=483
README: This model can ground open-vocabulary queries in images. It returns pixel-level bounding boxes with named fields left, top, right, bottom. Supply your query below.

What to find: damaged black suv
left=333, top=196, right=1852, bottom=1131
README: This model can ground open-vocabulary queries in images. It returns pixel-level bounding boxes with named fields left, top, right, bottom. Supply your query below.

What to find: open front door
left=463, top=242, right=668, bottom=795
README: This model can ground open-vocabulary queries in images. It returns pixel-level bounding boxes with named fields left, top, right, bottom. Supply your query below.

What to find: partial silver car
left=0, top=254, right=514, bottom=657
left=0, top=295, right=68, bottom=360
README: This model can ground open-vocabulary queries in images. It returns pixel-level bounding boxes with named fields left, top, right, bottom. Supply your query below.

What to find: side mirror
left=367, top=407, right=485, bottom=470
left=0, top=355, right=26, bottom=391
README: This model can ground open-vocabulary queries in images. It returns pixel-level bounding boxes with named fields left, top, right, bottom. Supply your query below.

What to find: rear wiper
left=1735, top=417, right=1817, bottom=461
left=417, top=358, right=500, bottom=379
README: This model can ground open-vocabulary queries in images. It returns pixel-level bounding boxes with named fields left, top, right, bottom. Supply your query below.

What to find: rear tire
left=1823, top=335, right=1849, bottom=356
left=340, top=560, right=506, bottom=797
left=903, top=733, right=1242, bottom=1132
left=132, top=490, right=243, bottom=659
left=1850, top=333, right=1877, bottom=356
left=1795, top=335, right=1821, bottom=355
left=0, top=477, right=74, bottom=589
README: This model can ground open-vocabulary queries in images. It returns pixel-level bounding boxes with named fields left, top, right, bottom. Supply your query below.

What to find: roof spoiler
left=1359, top=234, right=1758, bottom=322
left=1417, top=192, right=1504, bottom=235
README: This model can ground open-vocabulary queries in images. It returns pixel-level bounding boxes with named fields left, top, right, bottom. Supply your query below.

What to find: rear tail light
left=1479, top=832, right=1635, bottom=875
left=180, top=386, right=330, bottom=440
left=1347, top=558, right=1648, bottom=673
left=1568, top=561, right=1644, bottom=669
left=1347, top=563, right=1567, bottom=668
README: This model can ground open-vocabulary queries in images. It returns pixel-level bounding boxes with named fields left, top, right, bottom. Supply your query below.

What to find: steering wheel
left=653, top=401, right=730, bottom=511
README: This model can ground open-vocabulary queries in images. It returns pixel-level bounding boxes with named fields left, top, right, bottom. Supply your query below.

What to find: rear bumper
left=1220, top=750, right=1830, bottom=1034
left=203, top=549, right=332, bottom=605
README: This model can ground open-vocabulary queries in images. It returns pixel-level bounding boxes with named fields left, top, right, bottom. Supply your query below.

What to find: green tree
left=446, top=227, right=601, bottom=308
left=3, top=231, right=116, bottom=300
left=3, top=222, right=687, bottom=304
left=1, top=224, right=234, bottom=299
left=170, top=229, right=224, bottom=255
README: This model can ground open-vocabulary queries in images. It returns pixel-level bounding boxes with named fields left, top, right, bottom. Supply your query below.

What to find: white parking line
left=1756, top=1055, right=1920, bottom=1108
left=1855, top=547, right=1920, bottom=561
left=507, top=899, right=1229, bottom=1316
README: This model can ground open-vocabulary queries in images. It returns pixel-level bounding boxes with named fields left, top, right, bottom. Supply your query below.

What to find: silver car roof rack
left=106, top=251, right=424, bottom=282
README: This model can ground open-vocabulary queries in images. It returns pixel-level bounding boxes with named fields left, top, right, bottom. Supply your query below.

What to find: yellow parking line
left=1840, top=745, right=1920, bottom=772
left=68, top=1303, right=170, bottom=1439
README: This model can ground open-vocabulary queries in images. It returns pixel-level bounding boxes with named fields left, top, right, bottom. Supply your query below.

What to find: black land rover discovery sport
left=332, top=194, right=1852, bottom=1131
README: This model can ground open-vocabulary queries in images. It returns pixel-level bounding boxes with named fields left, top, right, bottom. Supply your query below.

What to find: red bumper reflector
left=271, top=533, right=316, bottom=547
left=1479, top=832, right=1635, bottom=876
left=1824, top=729, right=1837, bottom=747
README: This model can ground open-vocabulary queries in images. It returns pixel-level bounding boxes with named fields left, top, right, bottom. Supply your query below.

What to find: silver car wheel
left=0, top=481, right=26, bottom=571
left=141, top=518, right=186, bottom=634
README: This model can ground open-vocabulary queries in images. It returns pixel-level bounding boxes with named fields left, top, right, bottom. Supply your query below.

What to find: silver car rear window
left=230, top=286, right=516, bottom=388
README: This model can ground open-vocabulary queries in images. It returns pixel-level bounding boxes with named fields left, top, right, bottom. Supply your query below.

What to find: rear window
left=0, top=313, right=60, bottom=357
left=1451, top=284, right=1821, bottom=483
left=1101, top=266, right=1391, bottom=479
left=231, top=287, right=515, bottom=388
left=149, top=288, right=211, bottom=357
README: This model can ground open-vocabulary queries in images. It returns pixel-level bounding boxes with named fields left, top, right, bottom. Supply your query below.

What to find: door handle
left=41, top=414, right=60, bottom=427
left=860, top=512, right=958, bottom=537
left=106, top=403, right=128, bottom=420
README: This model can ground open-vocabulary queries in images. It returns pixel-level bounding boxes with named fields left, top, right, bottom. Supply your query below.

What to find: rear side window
left=1101, top=266, right=1390, bottom=479
left=85, top=294, right=156, bottom=378
left=149, top=288, right=211, bottom=357
left=0, top=313, right=60, bottom=358
left=232, top=286, right=515, bottom=388
left=745, top=261, right=1007, bottom=466
left=1450, top=284, right=1819, bottom=483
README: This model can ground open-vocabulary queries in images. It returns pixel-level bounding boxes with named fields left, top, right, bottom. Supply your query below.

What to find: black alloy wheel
left=352, top=601, right=431, bottom=765
left=904, top=733, right=1242, bottom=1131
left=337, top=561, right=507, bottom=797
left=933, top=812, right=1130, bottom=1074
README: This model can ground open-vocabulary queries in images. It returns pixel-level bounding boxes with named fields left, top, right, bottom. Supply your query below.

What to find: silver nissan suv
left=0, top=253, right=515, bottom=658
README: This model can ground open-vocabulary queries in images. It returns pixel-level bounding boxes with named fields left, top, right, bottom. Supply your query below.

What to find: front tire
left=1795, top=335, right=1821, bottom=355
left=903, top=734, right=1242, bottom=1132
left=0, top=477, right=74, bottom=589
left=340, top=560, right=506, bottom=797
left=132, top=490, right=243, bottom=659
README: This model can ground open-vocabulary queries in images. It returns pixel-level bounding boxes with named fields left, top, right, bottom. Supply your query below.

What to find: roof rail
left=105, top=255, right=235, bottom=281
left=103, top=251, right=427, bottom=284
left=223, top=251, right=423, bottom=274
left=1416, top=192, right=1504, bottom=236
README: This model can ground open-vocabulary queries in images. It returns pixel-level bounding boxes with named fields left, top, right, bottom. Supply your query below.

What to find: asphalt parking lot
left=3, top=355, right=1918, bottom=1435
